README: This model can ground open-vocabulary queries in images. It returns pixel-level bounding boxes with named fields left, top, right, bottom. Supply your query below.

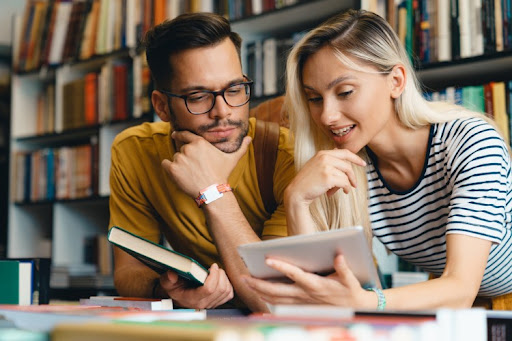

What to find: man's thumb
left=166, top=270, right=180, bottom=285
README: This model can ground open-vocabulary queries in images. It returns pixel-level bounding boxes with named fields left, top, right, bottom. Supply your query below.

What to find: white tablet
left=238, top=226, right=381, bottom=288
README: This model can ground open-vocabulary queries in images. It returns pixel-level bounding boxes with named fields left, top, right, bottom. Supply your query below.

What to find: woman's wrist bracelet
left=366, top=287, right=386, bottom=310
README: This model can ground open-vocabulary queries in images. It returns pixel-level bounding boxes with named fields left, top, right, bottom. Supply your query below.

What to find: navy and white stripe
left=368, top=117, right=512, bottom=297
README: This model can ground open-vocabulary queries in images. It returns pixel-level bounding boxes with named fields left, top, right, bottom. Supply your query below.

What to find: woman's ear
left=388, top=64, right=406, bottom=99
left=151, top=90, right=171, bottom=122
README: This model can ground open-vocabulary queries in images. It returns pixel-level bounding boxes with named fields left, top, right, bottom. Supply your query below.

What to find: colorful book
left=107, top=226, right=208, bottom=286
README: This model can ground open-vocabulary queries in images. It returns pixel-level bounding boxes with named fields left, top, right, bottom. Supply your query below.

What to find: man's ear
left=151, top=90, right=171, bottom=122
left=388, top=64, right=406, bottom=99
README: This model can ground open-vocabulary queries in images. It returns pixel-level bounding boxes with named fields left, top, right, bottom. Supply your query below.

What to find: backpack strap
left=253, top=119, right=280, bottom=214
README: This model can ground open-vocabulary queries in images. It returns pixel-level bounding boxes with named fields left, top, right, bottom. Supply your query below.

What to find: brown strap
left=253, top=120, right=280, bottom=214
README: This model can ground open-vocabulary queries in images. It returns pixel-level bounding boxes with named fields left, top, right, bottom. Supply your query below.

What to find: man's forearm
left=113, top=265, right=161, bottom=298
left=202, top=192, right=270, bottom=312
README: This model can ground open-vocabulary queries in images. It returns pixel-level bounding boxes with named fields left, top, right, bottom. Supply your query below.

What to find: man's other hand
left=159, top=263, right=234, bottom=309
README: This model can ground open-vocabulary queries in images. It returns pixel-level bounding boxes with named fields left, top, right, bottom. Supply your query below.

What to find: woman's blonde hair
left=285, top=9, right=499, bottom=242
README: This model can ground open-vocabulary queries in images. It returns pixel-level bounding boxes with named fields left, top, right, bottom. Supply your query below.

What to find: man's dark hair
left=144, top=12, right=242, bottom=90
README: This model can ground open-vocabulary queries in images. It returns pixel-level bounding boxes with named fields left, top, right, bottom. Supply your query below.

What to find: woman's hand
left=286, top=149, right=366, bottom=207
left=242, top=254, right=374, bottom=308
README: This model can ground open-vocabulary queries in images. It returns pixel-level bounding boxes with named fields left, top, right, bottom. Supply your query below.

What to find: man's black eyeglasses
left=159, top=76, right=253, bottom=115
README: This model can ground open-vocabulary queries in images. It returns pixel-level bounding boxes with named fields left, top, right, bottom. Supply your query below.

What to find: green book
left=107, top=226, right=209, bottom=286
left=0, top=260, right=33, bottom=305
left=462, top=86, right=485, bottom=114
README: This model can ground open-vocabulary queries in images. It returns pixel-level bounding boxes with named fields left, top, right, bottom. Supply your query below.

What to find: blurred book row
left=384, top=0, right=512, bottom=64
left=425, top=80, right=512, bottom=145
left=14, top=0, right=303, bottom=73
left=31, top=55, right=151, bottom=136
left=12, top=142, right=98, bottom=202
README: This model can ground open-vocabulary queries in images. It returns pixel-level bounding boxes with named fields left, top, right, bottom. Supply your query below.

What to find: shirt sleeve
left=108, top=141, right=162, bottom=243
left=446, top=120, right=511, bottom=244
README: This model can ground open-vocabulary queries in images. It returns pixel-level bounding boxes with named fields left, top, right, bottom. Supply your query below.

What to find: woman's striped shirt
left=367, top=117, right=512, bottom=297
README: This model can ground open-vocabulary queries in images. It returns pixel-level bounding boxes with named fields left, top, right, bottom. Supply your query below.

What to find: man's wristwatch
left=195, top=183, right=232, bottom=207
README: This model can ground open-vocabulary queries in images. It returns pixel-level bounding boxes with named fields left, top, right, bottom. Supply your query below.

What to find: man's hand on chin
left=161, top=131, right=252, bottom=198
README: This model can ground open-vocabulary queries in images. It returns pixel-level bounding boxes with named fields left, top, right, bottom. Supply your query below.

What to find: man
left=108, top=12, right=295, bottom=312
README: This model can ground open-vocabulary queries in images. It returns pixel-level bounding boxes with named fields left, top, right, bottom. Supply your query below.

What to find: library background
left=0, top=0, right=511, bottom=339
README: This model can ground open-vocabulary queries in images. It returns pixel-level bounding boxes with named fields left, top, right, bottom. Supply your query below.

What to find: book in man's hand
left=107, top=226, right=208, bottom=286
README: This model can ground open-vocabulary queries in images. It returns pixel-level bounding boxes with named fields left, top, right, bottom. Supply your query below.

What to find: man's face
left=166, top=38, right=249, bottom=153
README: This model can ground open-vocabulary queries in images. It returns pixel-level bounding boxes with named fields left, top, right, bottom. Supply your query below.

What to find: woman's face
left=302, top=46, right=401, bottom=153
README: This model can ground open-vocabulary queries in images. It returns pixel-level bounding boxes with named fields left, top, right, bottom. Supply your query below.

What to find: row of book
left=15, top=0, right=167, bottom=73
left=1, top=303, right=510, bottom=340
left=35, top=54, right=151, bottom=136
left=425, top=80, right=512, bottom=145
left=388, top=0, right=512, bottom=64
left=12, top=143, right=98, bottom=203
left=245, top=32, right=305, bottom=98
left=14, top=0, right=303, bottom=73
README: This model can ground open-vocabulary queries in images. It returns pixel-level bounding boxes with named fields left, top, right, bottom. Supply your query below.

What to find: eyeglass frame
left=158, top=75, right=254, bottom=115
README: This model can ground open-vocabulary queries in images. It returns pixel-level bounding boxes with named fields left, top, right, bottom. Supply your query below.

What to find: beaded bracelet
left=367, top=287, right=386, bottom=311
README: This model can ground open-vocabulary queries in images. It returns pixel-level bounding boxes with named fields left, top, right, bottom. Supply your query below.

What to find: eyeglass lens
left=187, top=83, right=250, bottom=114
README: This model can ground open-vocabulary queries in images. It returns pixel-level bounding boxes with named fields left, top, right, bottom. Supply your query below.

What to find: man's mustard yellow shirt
left=108, top=117, right=295, bottom=269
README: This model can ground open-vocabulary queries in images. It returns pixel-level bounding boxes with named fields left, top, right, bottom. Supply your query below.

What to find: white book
left=494, top=0, right=504, bottom=52
left=104, top=0, right=118, bottom=53
left=125, top=0, right=138, bottom=48
left=200, top=0, right=214, bottom=12
left=80, top=296, right=174, bottom=311
left=458, top=0, right=472, bottom=58
left=252, top=0, right=263, bottom=15
left=167, top=0, right=181, bottom=20
left=445, top=86, right=456, bottom=104
left=95, top=0, right=109, bottom=55
left=470, top=0, right=484, bottom=56
left=18, top=262, right=33, bottom=306
left=238, top=226, right=381, bottom=289
left=263, top=38, right=278, bottom=96
left=48, top=1, right=73, bottom=65
left=132, top=54, right=143, bottom=118
left=437, top=0, right=451, bottom=62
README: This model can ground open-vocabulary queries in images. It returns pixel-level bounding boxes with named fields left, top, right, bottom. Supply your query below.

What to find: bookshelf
left=7, top=0, right=511, bottom=298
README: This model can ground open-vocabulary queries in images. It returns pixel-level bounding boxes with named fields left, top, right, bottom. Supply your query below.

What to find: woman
left=243, top=9, right=512, bottom=310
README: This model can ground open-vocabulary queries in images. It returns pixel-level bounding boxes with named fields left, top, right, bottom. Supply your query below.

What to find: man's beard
left=171, top=116, right=249, bottom=153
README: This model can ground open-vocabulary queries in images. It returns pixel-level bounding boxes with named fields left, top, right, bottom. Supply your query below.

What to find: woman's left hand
left=242, top=254, right=373, bottom=307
